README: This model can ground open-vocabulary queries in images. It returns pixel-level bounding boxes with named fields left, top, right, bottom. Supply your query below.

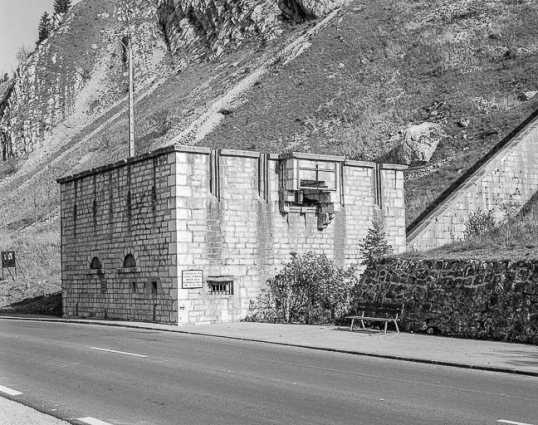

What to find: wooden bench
left=346, top=302, right=404, bottom=334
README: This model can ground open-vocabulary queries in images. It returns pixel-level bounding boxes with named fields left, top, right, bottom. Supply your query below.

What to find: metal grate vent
left=207, top=277, right=234, bottom=296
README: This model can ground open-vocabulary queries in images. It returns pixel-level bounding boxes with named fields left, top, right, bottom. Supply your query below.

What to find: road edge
left=2, top=315, right=537, bottom=378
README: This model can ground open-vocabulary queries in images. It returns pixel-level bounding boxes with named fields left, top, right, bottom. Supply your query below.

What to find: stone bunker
left=58, top=145, right=406, bottom=324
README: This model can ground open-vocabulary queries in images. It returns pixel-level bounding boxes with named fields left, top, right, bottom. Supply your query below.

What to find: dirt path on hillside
left=155, top=9, right=342, bottom=149
left=0, top=5, right=344, bottom=228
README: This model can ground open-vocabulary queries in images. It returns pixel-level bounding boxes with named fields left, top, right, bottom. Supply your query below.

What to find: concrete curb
left=2, top=316, right=537, bottom=378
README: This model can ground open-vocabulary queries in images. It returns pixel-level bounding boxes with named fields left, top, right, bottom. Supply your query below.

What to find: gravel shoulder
left=0, top=397, right=69, bottom=425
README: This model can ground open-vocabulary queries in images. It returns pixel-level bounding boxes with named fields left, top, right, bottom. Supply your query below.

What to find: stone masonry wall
left=59, top=150, right=179, bottom=324
left=59, top=145, right=406, bottom=324
left=407, top=112, right=538, bottom=251
left=359, top=258, right=538, bottom=344
left=172, top=149, right=406, bottom=323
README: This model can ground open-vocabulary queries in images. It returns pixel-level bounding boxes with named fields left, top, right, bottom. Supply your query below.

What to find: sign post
left=1, top=251, right=16, bottom=280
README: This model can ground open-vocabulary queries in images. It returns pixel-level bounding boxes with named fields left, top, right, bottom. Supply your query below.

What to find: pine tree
left=53, top=0, right=72, bottom=14
left=359, top=218, right=393, bottom=268
left=37, top=12, right=51, bottom=45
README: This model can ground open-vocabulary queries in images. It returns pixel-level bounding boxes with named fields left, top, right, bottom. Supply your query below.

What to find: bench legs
left=349, top=318, right=400, bottom=334
left=385, top=320, right=400, bottom=334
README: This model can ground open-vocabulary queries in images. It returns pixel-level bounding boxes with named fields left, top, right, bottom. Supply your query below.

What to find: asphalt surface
left=1, top=319, right=537, bottom=425
left=3, top=315, right=537, bottom=375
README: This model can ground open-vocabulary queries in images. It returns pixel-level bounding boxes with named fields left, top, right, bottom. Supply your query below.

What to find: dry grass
left=0, top=227, right=60, bottom=288
left=404, top=191, right=538, bottom=260
left=0, top=225, right=61, bottom=313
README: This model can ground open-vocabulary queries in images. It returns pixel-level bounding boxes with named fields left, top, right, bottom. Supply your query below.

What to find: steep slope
left=0, top=0, right=537, bottom=239
left=0, top=0, right=290, bottom=158
left=198, top=0, right=538, bottom=226
left=0, top=0, right=345, bottom=230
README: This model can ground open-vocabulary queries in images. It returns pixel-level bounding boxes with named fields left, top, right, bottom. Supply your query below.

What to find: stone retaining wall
left=359, top=258, right=538, bottom=344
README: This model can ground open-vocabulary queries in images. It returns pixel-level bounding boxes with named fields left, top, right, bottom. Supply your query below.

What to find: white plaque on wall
left=182, top=270, right=203, bottom=289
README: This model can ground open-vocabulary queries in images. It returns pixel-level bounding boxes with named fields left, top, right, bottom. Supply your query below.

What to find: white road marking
left=89, top=347, right=147, bottom=358
left=0, top=385, right=22, bottom=396
left=498, top=420, right=535, bottom=425
left=78, top=417, right=114, bottom=425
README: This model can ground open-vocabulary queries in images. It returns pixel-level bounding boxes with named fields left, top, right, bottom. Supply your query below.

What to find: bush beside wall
left=358, top=258, right=538, bottom=344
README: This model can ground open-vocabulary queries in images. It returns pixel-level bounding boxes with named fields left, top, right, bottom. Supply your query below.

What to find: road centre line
left=498, top=420, right=535, bottom=425
left=89, top=347, right=147, bottom=358
left=0, top=385, right=22, bottom=396
left=78, top=417, right=114, bottom=425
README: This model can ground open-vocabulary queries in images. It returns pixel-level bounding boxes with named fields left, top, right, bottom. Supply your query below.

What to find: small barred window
left=207, top=278, right=233, bottom=296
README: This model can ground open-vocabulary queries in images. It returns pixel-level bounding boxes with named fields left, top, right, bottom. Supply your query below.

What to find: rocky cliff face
left=0, top=0, right=116, bottom=158
left=156, top=0, right=282, bottom=63
left=0, top=0, right=345, bottom=160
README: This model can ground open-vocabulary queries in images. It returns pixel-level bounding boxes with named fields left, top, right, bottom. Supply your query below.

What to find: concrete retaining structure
left=407, top=109, right=538, bottom=251
left=359, top=258, right=538, bottom=344
left=58, top=145, right=406, bottom=324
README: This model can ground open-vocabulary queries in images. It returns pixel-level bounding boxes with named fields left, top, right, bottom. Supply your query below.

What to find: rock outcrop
left=0, top=0, right=116, bottom=157
left=387, top=122, right=443, bottom=165
left=157, top=0, right=283, bottom=62
left=279, top=0, right=347, bottom=22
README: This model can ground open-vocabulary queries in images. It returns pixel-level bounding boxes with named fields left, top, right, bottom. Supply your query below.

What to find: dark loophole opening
left=123, top=254, right=137, bottom=268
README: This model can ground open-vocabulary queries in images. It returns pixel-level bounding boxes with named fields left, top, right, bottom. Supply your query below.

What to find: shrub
left=2, top=157, right=20, bottom=177
left=249, top=252, right=358, bottom=324
left=464, top=208, right=496, bottom=239
left=152, top=109, right=173, bottom=136
left=100, top=134, right=111, bottom=149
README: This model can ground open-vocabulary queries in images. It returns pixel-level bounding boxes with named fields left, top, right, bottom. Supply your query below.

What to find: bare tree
left=15, top=44, right=33, bottom=68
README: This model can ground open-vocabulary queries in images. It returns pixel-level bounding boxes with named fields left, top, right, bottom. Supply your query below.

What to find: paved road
left=0, top=320, right=537, bottom=425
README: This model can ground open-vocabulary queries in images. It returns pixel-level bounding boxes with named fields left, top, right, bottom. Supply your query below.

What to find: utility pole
left=112, top=8, right=135, bottom=158
left=127, top=34, right=135, bottom=158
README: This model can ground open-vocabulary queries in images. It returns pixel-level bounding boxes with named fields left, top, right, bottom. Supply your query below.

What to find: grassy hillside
left=0, top=9, right=305, bottom=230
left=3, top=0, right=538, bottom=227
left=0, top=225, right=61, bottom=312
left=1, top=0, right=538, bottom=291
left=201, top=0, right=538, bottom=225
